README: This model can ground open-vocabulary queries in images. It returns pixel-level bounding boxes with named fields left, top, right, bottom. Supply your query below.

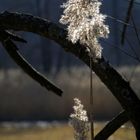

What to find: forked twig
left=0, top=30, right=62, bottom=96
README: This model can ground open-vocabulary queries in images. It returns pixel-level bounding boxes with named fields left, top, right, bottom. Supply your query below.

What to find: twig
left=101, top=39, right=140, bottom=63
left=131, top=15, right=140, bottom=48
left=121, top=0, right=134, bottom=44
left=2, top=30, right=27, bottom=43
left=124, top=34, right=140, bottom=63
left=107, top=15, right=132, bottom=27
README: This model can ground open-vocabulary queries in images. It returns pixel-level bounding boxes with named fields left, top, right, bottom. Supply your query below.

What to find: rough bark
left=0, top=11, right=140, bottom=139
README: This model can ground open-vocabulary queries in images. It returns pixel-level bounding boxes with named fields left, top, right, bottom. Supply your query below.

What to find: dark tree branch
left=2, top=30, right=27, bottom=43
left=0, top=11, right=140, bottom=138
left=95, top=111, right=128, bottom=140
left=121, top=0, right=134, bottom=45
left=0, top=30, right=62, bottom=96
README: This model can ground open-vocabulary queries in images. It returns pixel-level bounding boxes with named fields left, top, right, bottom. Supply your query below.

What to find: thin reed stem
left=90, top=56, right=94, bottom=140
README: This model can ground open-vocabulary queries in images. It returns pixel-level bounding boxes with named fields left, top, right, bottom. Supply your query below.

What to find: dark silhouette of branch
left=124, top=33, right=140, bottom=63
left=0, top=11, right=140, bottom=139
left=95, top=111, right=128, bottom=140
left=107, top=15, right=132, bottom=27
left=0, top=30, right=62, bottom=96
left=121, top=0, right=134, bottom=44
left=1, top=30, right=27, bottom=43
left=106, top=14, right=140, bottom=31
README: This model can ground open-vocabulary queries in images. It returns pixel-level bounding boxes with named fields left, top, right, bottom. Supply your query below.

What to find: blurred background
left=0, top=0, right=139, bottom=139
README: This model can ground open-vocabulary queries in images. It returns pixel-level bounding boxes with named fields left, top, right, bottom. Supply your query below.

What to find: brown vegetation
left=0, top=123, right=135, bottom=140
left=0, top=66, right=139, bottom=121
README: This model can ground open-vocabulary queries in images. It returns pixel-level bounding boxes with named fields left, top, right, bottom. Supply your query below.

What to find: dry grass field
left=0, top=122, right=136, bottom=140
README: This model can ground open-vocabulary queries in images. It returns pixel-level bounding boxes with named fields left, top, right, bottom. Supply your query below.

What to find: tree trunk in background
left=113, top=0, right=121, bottom=66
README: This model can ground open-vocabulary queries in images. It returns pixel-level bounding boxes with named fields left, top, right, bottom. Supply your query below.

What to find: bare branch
left=95, top=111, right=128, bottom=140
left=0, top=12, right=140, bottom=136
left=0, top=10, right=139, bottom=109
left=0, top=30, right=62, bottom=96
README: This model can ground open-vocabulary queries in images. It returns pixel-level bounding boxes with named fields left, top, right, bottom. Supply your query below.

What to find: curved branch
left=0, top=11, right=140, bottom=133
left=95, top=111, right=128, bottom=140
left=0, top=30, right=62, bottom=96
